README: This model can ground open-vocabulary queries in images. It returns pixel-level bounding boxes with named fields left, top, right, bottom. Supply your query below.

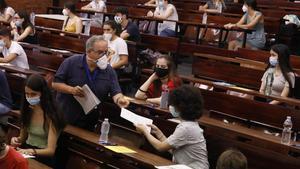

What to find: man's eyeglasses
left=93, top=49, right=108, bottom=57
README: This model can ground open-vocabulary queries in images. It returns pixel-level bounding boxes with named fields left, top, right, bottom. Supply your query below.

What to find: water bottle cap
left=104, top=118, right=109, bottom=121
left=287, top=116, right=291, bottom=119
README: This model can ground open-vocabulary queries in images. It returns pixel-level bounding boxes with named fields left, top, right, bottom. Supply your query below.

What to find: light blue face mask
left=169, top=105, right=180, bottom=118
left=0, top=40, right=5, bottom=47
left=158, top=0, right=164, bottom=9
left=26, top=96, right=41, bottom=106
left=269, top=57, right=278, bottom=67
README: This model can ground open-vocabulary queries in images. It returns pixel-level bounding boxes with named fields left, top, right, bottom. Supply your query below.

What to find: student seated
left=0, top=27, right=29, bottom=69
left=62, top=1, right=83, bottom=34
left=0, top=71, right=12, bottom=115
left=216, top=149, right=248, bottom=169
left=10, top=10, right=37, bottom=44
left=81, top=0, right=106, bottom=27
left=0, top=121, right=28, bottom=169
left=259, top=44, right=295, bottom=105
left=10, top=74, right=65, bottom=167
left=135, top=55, right=181, bottom=105
left=199, top=0, right=226, bottom=13
left=147, top=0, right=178, bottom=37
left=113, top=7, right=141, bottom=42
left=224, top=0, right=266, bottom=51
left=0, top=0, right=15, bottom=22
left=52, top=35, right=129, bottom=131
left=103, top=20, right=129, bottom=70
left=135, top=85, right=209, bottom=169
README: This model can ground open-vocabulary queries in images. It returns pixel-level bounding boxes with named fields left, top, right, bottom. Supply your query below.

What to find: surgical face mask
left=242, top=5, right=248, bottom=13
left=15, top=20, right=23, bottom=27
left=103, top=33, right=112, bottom=41
left=269, top=57, right=278, bottom=67
left=62, top=9, right=69, bottom=16
left=114, top=16, right=123, bottom=24
left=97, top=55, right=108, bottom=70
left=0, top=40, right=5, bottom=47
left=26, top=96, right=41, bottom=106
left=169, top=105, right=180, bottom=118
left=158, top=0, right=164, bottom=9
left=155, top=67, right=169, bottom=78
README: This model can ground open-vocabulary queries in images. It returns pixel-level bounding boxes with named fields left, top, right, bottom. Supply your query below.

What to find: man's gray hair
left=86, top=35, right=106, bottom=52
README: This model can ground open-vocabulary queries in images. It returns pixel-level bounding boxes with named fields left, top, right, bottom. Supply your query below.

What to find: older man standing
left=52, top=35, right=129, bottom=131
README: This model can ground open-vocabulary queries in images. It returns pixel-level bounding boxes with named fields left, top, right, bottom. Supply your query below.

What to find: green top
left=26, top=123, right=48, bottom=148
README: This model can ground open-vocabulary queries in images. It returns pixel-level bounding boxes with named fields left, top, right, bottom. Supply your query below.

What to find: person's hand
left=147, top=11, right=154, bottom=17
left=224, top=23, right=235, bottom=29
left=147, top=124, right=162, bottom=136
left=10, top=21, right=16, bottom=29
left=18, top=149, right=35, bottom=156
left=10, top=137, right=21, bottom=147
left=116, top=96, right=130, bottom=108
left=70, top=86, right=84, bottom=97
left=135, top=123, right=148, bottom=134
left=149, top=73, right=159, bottom=81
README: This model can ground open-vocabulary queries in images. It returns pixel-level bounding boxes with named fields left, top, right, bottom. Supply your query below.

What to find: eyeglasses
left=92, top=49, right=108, bottom=57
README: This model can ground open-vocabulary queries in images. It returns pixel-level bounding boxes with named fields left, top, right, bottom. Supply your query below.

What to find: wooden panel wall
left=6, top=0, right=53, bottom=14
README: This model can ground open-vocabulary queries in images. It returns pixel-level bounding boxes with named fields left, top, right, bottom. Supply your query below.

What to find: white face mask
left=114, top=16, right=122, bottom=24
left=169, top=105, right=180, bottom=118
left=0, top=40, right=5, bottom=47
left=62, top=9, right=69, bottom=16
left=15, top=20, right=23, bottom=27
left=242, top=5, right=248, bottom=13
left=103, top=33, right=112, bottom=41
left=97, top=55, right=108, bottom=70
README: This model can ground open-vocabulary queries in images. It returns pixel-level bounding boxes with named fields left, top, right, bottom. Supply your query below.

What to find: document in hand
left=120, top=108, right=153, bottom=133
left=74, top=84, right=101, bottom=115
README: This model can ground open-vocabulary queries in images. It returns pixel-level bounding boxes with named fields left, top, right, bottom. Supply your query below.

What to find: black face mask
left=155, top=67, right=169, bottom=78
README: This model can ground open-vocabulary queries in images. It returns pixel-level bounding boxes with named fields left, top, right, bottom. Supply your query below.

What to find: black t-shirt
left=0, top=71, right=12, bottom=108
left=123, top=21, right=141, bottom=42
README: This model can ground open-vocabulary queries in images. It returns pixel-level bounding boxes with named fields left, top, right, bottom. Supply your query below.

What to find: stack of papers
left=155, top=164, right=193, bottom=169
left=105, top=146, right=137, bottom=154
left=120, top=108, right=153, bottom=133
left=74, top=84, right=100, bottom=114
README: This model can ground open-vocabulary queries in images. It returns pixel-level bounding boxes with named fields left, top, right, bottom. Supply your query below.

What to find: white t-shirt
left=155, top=4, right=178, bottom=34
left=2, top=41, right=29, bottom=69
left=108, top=37, right=128, bottom=67
left=87, top=0, right=106, bottom=26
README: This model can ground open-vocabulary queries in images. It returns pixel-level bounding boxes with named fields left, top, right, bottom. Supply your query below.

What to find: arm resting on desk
left=0, top=53, right=17, bottom=63
left=236, top=13, right=263, bottom=30
left=154, top=7, right=174, bottom=20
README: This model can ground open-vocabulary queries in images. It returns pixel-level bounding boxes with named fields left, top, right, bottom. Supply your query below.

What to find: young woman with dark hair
left=259, top=44, right=295, bottom=105
left=62, top=1, right=83, bottom=34
left=10, top=74, right=65, bottom=166
left=135, top=55, right=182, bottom=105
left=10, top=10, right=37, bottom=44
left=135, top=85, right=209, bottom=169
left=103, top=20, right=128, bottom=69
left=225, top=0, right=265, bottom=50
left=0, top=0, right=15, bottom=22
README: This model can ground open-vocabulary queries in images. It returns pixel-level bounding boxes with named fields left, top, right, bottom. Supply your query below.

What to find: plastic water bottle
left=281, top=116, right=293, bottom=145
left=265, top=68, right=274, bottom=96
left=99, top=118, right=110, bottom=144
left=160, top=84, right=169, bottom=109
left=30, top=12, right=35, bottom=25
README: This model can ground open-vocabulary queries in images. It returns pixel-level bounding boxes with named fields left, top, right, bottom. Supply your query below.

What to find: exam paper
left=155, top=164, right=193, bottom=169
left=120, top=108, right=153, bottom=133
left=74, top=84, right=100, bottom=114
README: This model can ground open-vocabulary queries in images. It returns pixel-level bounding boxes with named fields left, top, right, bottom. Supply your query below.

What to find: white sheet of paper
left=120, top=108, right=153, bottom=133
left=21, top=154, right=35, bottom=159
left=155, top=164, right=193, bottom=169
left=74, top=84, right=101, bottom=115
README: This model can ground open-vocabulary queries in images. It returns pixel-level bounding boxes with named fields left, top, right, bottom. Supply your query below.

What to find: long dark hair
left=153, top=55, right=181, bottom=96
left=0, top=0, right=7, bottom=12
left=17, top=10, right=34, bottom=31
left=64, top=1, right=76, bottom=14
left=21, top=74, right=65, bottom=133
left=268, top=44, right=294, bottom=95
